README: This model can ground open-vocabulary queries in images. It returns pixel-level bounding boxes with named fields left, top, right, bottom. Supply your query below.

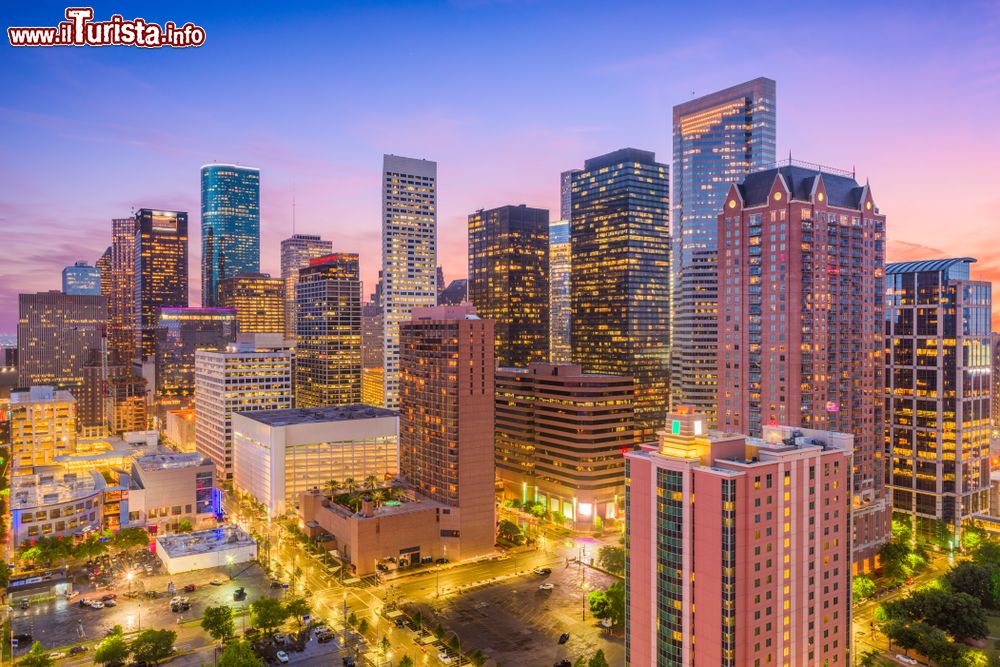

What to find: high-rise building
left=10, top=386, right=77, bottom=473
left=201, top=164, right=260, bottom=306
left=993, top=332, right=1000, bottom=440
left=361, top=299, right=384, bottom=407
left=295, top=254, right=362, bottom=408
left=717, top=160, right=888, bottom=569
left=154, top=307, right=238, bottom=415
left=108, top=373, right=149, bottom=435
left=436, top=265, right=446, bottom=297
left=438, top=279, right=467, bottom=306
left=17, top=291, right=107, bottom=391
left=885, top=257, right=992, bottom=539
left=194, top=336, right=293, bottom=479
left=559, top=169, right=579, bottom=220
left=63, top=260, right=102, bottom=295
left=625, top=407, right=852, bottom=667
left=399, top=305, right=495, bottom=560
left=468, top=204, right=550, bottom=368
left=670, top=78, right=776, bottom=422
left=495, top=363, right=633, bottom=528
left=96, top=247, right=113, bottom=298
left=134, top=209, right=189, bottom=359
left=382, top=154, right=437, bottom=409
left=110, top=217, right=137, bottom=363
left=280, top=234, right=334, bottom=340
left=548, top=220, right=571, bottom=363
left=79, top=347, right=132, bottom=432
left=217, top=273, right=284, bottom=334
left=570, top=148, right=670, bottom=438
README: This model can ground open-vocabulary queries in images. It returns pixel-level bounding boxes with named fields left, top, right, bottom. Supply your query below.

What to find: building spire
left=292, top=178, right=297, bottom=235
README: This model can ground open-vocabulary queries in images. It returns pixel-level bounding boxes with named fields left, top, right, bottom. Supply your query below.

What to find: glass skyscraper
left=548, top=220, right=571, bottom=363
left=62, top=261, right=102, bottom=295
left=200, top=164, right=260, bottom=307
left=670, top=78, right=776, bottom=422
left=135, top=209, right=189, bottom=359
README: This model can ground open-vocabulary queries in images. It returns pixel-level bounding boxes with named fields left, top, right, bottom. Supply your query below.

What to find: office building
left=195, top=336, right=293, bottom=479
left=10, top=386, right=77, bottom=473
left=11, top=469, right=104, bottom=546
left=718, top=160, right=888, bottom=569
left=570, top=149, right=670, bottom=438
left=468, top=205, right=550, bottom=367
left=993, top=332, right=1000, bottom=439
left=382, top=154, right=438, bottom=409
left=108, top=374, right=149, bottom=435
left=295, top=253, right=362, bottom=408
left=886, top=257, right=992, bottom=538
left=670, top=78, right=776, bottom=422
left=559, top=169, right=579, bottom=220
left=154, top=307, right=238, bottom=415
left=79, top=348, right=131, bottom=432
left=232, top=405, right=398, bottom=517
left=495, top=363, right=633, bottom=527
left=17, top=291, right=107, bottom=391
left=280, top=233, right=333, bottom=340
left=438, top=279, right=467, bottom=306
left=217, top=272, right=284, bottom=334
left=124, top=452, right=217, bottom=532
left=135, top=209, right=189, bottom=359
left=548, top=220, right=571, bottom=363
left=362, top=299, right=384, bottom=407
left=625, top=407, right=852, bottom=667
left=96, top=247, right=113, bottom=297
left=399, top=305, right=495, bottom=560
left=110, top=217, right=137, bottom=363
left=201, top=164, right=260, bottom=306
left=62, top=261, right=102, bottom=295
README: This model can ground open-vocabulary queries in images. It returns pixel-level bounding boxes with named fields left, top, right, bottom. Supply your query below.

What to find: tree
left=588, top=650, right=610, bottom=667
left=972, top=540, right=1000, bottom=569
left=946, top=561, right=994, bottom=609
left=347, top=612, right=358, bottom=628
left=250, top=597, right=290, bottom=635
left=412, top=610, right=423, bottom=630
left=433, top=623, right=444, bottom=640
left=17, top=642, right=54, bottom=667
left=111, top=527, right=150, bottom=552
left=884, top=588, right=989, bottom=641
left=286, top=598, right=310, bottom=629
left=129, top=629, right=176, bottom=665
left=344, top=477, right=357, bottom=494
left=201, top=605, right=235, bottom=641
left=93, top=630, right=130, bottom=667
left=323, top=479, right=340, bottom=496
left=176, top=519, right=193, bottom=533
left=364, top=474, right=378, bottom=490
left=857, top=650, right=882, bottom=667
left=216, top=640, right=265, bottom=667
left=496, top=519, right=523, bottom=545
left=469, top=649, right=485, bottom=666
left=879, top=540, right=912, bottom=582
left=397, top=657, right=414, bottom=667
left=75, top=535, right=108, bottom=561
left=358, top=618, right=369, bottom=635
left=588, top=582, right=625, bottom=627
left=446, top=633, right=460, bottom=654
left=597, top=545, right=625, bottom=575
left=381, top=635, right=391, bottom=657
left=573, top=658, right=587, bottom=667
left=853, top=575, right=877, bottom=601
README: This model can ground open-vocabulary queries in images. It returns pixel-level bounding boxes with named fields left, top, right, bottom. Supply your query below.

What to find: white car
left=437, top=652, right=453, bottom=664
left=89, top=600, right=105, bottom=609
left=49, top=652, right=67, bottom=660
left=276, top=650, right=289, bottom=663
left=538, top=583, right=555, bottom=591
left=894, top=657, right=918, bottom=666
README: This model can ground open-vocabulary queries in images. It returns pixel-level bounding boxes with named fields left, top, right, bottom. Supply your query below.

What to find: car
left=533, top=568, right=552, bottom=576
left=233, top=587, right=246, bottom=601
left=13, top=633, right=33, bottom=645
left=895, top=657, right=918, bottom=666
left=539, top=583, right=555, bottom=591
left=101, top=593, right=117, bottom=601
left=243, top=628, right=260, bottom=638
left=49, top=651, right=67, bottom=659
left=317, top=632, right=334, bottom=644
left=437, top=652, right=453, bottom=664
left=435, top=558, right=449, bottom=564
left=394, top=617, right=405, bottom=628
left=104, top=599, right=117, bottom=607
left=210, top=578, right=224, bottom=586
left=342, top=658, right=356, bottom=667
left=183, top=583, right=196, bottom=592
left=69, top=646, right=88, bottom=656
left=904, top=577, right=915, bottom=585
left=276, top=651, right=289, bottom=664
left=270, top=580, right=283, bottom=589
left=90, top=600, right=105, bottom=609
left=554, top=661, right=572, bottom=667
left=144, top=591, right=159, bottom=599
left=19, top=599, right=29, bottom=609
left=558, top=632, right=570, bottom=645
left=273, top=633, right=289, bottom=645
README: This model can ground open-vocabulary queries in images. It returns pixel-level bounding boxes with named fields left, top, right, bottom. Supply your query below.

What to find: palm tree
left=323, top=479, right=339, bottom=496
left=364, top=474, right=378, bottom=491
left=344, top=478, right=357, bottom=495
left=372, top=489, right=387, bottom=506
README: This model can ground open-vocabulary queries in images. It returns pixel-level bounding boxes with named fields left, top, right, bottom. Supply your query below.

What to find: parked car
left=558, top=632, right=570, bottom=645
left=210, top=578, right=224, bottom=586
left=19, top=599, right=29, bottom=609
left=437, top=652, right=453, bottom=665
left=183, top=583, right=196, bottom=593
left=435, top=558, right=449, bottom=564
left=49, top=651, right=67, bottom=659
left=144, top=591, right=159, bottom=599
left=342, top=658, right=355, bottom=667
left=895, top=657, right=918, bottom=666
left=533, top=568, right=552, bottom=576
left=270, top=580, right=283, bottom=589
left=104, top=599, right=117, bottom=607
left=539, top=583, right=555, bottom=591
left=276, top=651, right=289, bottom=664
left=69, top=646, right=88, bottom=656
left=89, top=600, right=105, bottom=609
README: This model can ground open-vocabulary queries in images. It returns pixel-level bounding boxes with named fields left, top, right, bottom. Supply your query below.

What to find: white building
left=154, top=525, right=257, bottom=574
left=194, top=335, right=293, bottom=480
left=11, top=468, right=105, bottom=545
left=126, top=452, right=217, bottom=532
left=232, top=405, right=399, bottom=517
left=381, top=154, right=437, bottom=409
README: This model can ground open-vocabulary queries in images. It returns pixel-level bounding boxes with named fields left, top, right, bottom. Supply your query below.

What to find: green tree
left=891, top=516, right=913, bottom=544
left=347, top=612, right=358, bottom=627
left=588, top=582, right=625, bottom=627
left=344, top=477, right=357, bottom=494
left=397, top=657, right=414, bottom=667
left=946, top=561, right=994, bottom=609
left=412, top=610, right=423, bottom=630
left=0, top=559, right=8, bottom=588
left=93, top=630, right=130, bottom=667
left=358, top=618, right=369, bottom=635
left=884, top=588, right=989, bottom=641
left=857, top=649, right=882, bottom=667
left=201, top=605, right=235, bottom=641
left=879, top=540, right=912, bottom=582
left=446, top=633, right=460, bottom=654
left=111, top=527, right=150, bottom=552
left=433, top=623, right=444, bottom=640
left=176, top=519, right=193, bottom=533
left=323, top=479, right=340, bottom=495
left=250, top=597, right=290, bottom=636
left=74, top=535, right=108, bottom=560
left=972, top=540, right=1000, bottom=568
left=853, top=575, right=877, bottom=601
left=364, top=474, right=378, bottom=490
left=129, top=629, right=176, bottom=665
left=17, top=642, right=54, bottom=667
left=597, top=545, right=625, bottom=575
left=962, top=526, right=985, bottom=551
left=216, top=639, right=265, bottom=667
left=469, top=649, right=486, bottom=666
left=286, top=598, right=310, bottom=629
left=496, top=519, right=523, bottom=545
left=588, top=650, right=610, bottom=667
left=573, top=658, right=587, bottom=667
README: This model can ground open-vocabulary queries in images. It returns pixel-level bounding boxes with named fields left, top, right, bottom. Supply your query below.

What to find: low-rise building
left=125, top=452, right=218, bottom=532
left=154, top=525, right=257, bottom=574
left=232, top=405, right=398, bottom=517
left=11, top=468, right=105, bottom=545
left=164, top=408, right=197, bottom=452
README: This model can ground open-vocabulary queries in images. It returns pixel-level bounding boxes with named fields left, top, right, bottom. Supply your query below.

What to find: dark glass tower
left=134, top=209, right=189, bottom=359
left=570, top=148, right=670, bottom=439
left=201, top=164, right=260, bottom=306
left=468, top=204, right=550, bottom=368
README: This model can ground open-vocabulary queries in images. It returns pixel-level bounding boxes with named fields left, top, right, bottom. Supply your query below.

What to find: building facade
left=570, top=148, right=670, bottom=439
left=11, top=469, right=104, bottom=546
left=495, top=363, right=633, bottom=527
left=438, top=279, right=467, bottom=306
left=17, top=291, right=107, bottom=391
left=295, top=253, right=362, bottom=408
left=993, top=332, right=1000, bottom=439
left=134, top=209, right=189, bottom=359
left=717, top=160, right=889, bottom=570
left=125, top=452, right=217, bottom=532
left=10, top=386, right=77, bottom=473
left=670, top=78, right=776, bottom=423
left=201, top=164, right=261, bottom=306
left=399, top=305, right=495, bottom=560
left=468, top=204, right=550, bottom=368
left=280, top=234, right=333, bottom=340
left=110, top=217, right=137, bottom=363
left=217, top=272, right=284, bottom=334
left=885, top=257, right=992, bottom=538
left=382, top=155, right=438, bottom=409
left=62, top=261, right=102, bottom=295
left=625, top=408, right=852, bottom=667
left=154, top=307, right=238, bottom=416
left=548, top=220, right=571, bottom=363
left=194, top=337, right=294, bottom=479
left=96, top=247, right=113, bottom=298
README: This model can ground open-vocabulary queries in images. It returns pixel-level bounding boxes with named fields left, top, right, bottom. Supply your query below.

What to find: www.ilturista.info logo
left=8, top=7, right=206, bottom=48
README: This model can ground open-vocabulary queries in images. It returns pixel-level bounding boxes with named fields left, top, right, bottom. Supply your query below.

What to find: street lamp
left=126, top=571, right=134, bottom=595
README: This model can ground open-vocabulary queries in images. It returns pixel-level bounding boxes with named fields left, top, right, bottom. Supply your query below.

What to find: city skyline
left=2, top=2, right=999, bottom=331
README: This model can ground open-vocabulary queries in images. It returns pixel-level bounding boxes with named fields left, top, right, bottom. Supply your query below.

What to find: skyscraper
left=885, top=258, right=992, bottom=539
left=110, top=217, right=137, bottom=363
left=993, top=332, right=1000, bottom=440
left=548, top=219, right=571, bottom=363
left=62, top=261, right=102, bottom=295
left=570, top=148, right=670, bottom=438
left=717, top=160, right=888, bottom=569
left=96, top=247, right=113, bottom=298
left=9, top=386, right=77, bottom=473
left=468, top=204, right=550, bottom=368
left=280, top=234, right=333, bottom=340
left=17, top=291, right=107, bottom=391
left=399, top=305, right=495, bottom=560
left=201, top=164, right=260, bottom=306
left=438, top=279, right=467, bottom=306
left=295, top=253, right=362, bottom=408
left=625, top=407, right=852, bottom=666
left=154, top=307, right=238, bottom=415
left=382, top=154, right=437, bottom=409
left=559, top=169, right=579, bottom=220
left=670, top=78, right=776, bottom=422
left=134, top=209, right=189, bottom=359
left=217, top=273, right=285, bottom=334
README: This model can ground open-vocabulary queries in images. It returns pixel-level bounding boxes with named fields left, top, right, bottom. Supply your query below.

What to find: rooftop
left=737, top=160, right=866, bottom=209
left=135, top=452, right=212, bottom=472
left=11, top=386, right=75, bottom=405
left=238, top=404, right=398, bottom=427
left=12, top=469, right=105, bottom=509
left=156, top=525, right=256, bottom=558
left=885, top=257, right=976, bottom=278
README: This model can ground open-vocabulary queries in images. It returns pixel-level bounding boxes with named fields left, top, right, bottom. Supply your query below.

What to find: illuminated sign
left=826, top=401, right=840, bottom=413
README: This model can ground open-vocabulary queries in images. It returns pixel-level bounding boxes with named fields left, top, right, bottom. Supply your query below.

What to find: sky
left=2, top=0, right=1000, bottom=332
